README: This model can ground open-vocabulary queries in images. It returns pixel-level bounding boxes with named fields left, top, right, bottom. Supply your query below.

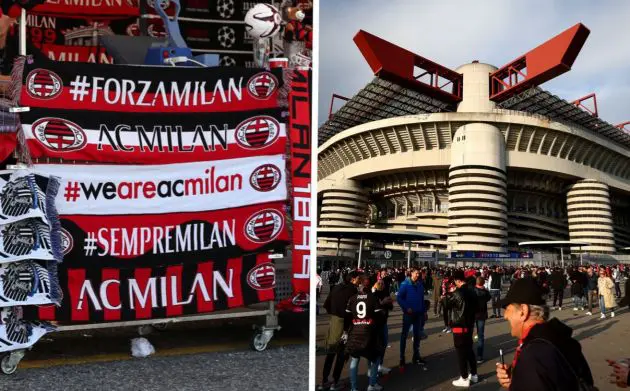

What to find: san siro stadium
left=317, top=24, right=630, bottom=266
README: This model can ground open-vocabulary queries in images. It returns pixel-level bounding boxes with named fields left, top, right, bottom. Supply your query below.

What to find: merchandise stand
left=0, top=4, right=300, bottom=374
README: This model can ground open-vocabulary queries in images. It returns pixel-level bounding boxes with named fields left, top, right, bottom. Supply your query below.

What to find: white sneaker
left=558, top=307, right=562, bottom=310
left=442, top=327, right=448, bottom=333
left=470, top=374, right=479, bottom=384
left=600, top=313, right=606, bottom=319
left=611, top=311, right=615, bottom=318
left=367, top=384, right=383, bottom=391
left=586, top=311, right=592, bottom=316
left=378, top=365, right=391, bottom=374
left=446, top=328, right=452, bottom=334
left=573, top=307, right=578, bottom=311
left=452, top=376, right=470, bottom=387
left=579, top=307, right=584, bottom=311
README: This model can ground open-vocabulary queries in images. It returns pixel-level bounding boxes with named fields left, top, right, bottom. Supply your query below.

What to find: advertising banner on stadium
left=288, top=68, right=311, bottom=295
left=29, top=252, right=275, bottom=323
left=20, top=108, right=286, bottom=164
left=19, top=61, right=283, bottom=113
left=35, top=155, right=286, bottom=215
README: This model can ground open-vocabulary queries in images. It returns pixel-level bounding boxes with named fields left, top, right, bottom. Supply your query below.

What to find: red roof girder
left=353, top=30, right=462, bottom=104
left=490, top=23, right=590, bottom=102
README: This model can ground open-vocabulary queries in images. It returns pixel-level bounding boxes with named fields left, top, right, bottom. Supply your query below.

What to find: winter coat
left=510, top=318, right=594, bottom=391
left=445, top=285, right=477, bottom=329
left=586, top=273, right=598, bottom=291
left=432, top=275, right=442, bottom=300
left=598, top=277, right=616, bottom=309
left=550, top=270, right=566, bottom=290
left=473, top=286, right=491, bottom=320
left=397, top=278, right=425, bottom=315
left=323, top=282, right=357, bottom=330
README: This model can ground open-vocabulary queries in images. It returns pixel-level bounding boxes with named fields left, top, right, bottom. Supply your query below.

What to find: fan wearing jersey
left=345, top=274, right=385, bottom=391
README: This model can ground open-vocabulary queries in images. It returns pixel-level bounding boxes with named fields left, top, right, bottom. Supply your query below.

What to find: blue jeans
left=379, top=323, right=388, bottom=367
left=599, top=295, right=606, bottom=314
left=475, top=319, right=485, bottom=359
left=349, top=356, right=378, bottom=389
left=400, top=312, right=423, bottom=361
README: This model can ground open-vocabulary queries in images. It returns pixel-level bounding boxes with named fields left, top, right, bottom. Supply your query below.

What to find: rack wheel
left=250, top=331, right=268, bottom=352
left=1, top=354, right=18, bottom=375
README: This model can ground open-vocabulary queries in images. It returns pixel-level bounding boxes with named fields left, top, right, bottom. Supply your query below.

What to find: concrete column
left=448, top=123, right=508, bottom=252
left=318, top=178, right=369, bottom=256
left=566, top=179, right=616, bottom=254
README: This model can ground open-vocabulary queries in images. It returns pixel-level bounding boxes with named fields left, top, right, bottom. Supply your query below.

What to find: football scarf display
left=35, top=155, right=286, bottom=215
left=0, top=307, right=55, bottom=353
left=20, top=108, right=286, bottom=164
left=25, top=252, right=276, bottom=323
left=18, top=60, right=283, bottom=113
left=0, top=219, right=61, bottom=264
left=288, top=68, right=311, bottom=295
left=0, top=260, right=60, bottom=307
left=0, top=170, right=59, bottom=227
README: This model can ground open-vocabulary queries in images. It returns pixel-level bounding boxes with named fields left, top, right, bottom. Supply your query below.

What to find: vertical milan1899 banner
left=289, top=68, right=311, bottom=295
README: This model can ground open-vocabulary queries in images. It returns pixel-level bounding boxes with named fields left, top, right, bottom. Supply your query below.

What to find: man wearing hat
left=495, top=278, right=595, bottom=390
left=445, top=270, right=478, bottom=387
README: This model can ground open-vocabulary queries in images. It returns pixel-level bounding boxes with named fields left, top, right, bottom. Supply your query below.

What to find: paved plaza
left=316, top=283, right=629, bottom=390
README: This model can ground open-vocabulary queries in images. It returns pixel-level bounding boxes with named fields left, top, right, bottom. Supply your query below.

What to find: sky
left=318, top=0, right=630, bottom=127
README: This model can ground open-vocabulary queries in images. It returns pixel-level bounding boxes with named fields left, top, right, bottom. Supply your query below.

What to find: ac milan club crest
left=26, top=69, right=63, bottom=100
left=235, top=116, right=280, bottom=149
left=60, top=228, right=73, bottom=255
left=250, top=164, right=281, bottom=192
left=244, top=209, right=284, bottom=243
left=247, top=262, right=276, bottom=290
left=247, top=72, right=278, bottom=100
left=32, top=118, right=87, bottom=152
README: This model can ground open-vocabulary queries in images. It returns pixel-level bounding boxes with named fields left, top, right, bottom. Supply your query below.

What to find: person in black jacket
left=346, top=274, right=385, bottom=391
left=473, top=276, right=491, bottom=363
left=319, top=271, right=360, bottom=391
left=445, top=270, right=478, bottom=387
left=372, top=279, right=393, bottom=375
left=488, top=266, right=503, bottom=318
left=550, top=267, right=567, bottom=310
left=495, top=278, right=594, bottom=390
left=585, top=266, right=599, bottom=315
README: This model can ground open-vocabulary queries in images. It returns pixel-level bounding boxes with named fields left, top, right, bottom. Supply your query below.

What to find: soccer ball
left=217, top=26, right=236, bottom=48
left=220, top=56, right=236, bottom=67
left=244, top=3, right=281, bottom=39
left=217, top=0, right=235, bottom=19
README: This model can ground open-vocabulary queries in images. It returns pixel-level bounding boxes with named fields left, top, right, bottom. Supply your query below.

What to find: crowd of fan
left=318, top=263, right=630, bottom=391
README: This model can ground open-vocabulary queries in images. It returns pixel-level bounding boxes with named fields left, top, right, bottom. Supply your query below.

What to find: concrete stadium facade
left=318, top=62, right=630, bottom=258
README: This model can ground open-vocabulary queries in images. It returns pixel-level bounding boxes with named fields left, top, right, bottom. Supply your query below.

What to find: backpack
left=530, top=338, right=598, bottom=391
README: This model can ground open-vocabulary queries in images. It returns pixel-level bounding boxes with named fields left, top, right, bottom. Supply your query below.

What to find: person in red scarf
left=495, top=278, right=595, bottom=390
